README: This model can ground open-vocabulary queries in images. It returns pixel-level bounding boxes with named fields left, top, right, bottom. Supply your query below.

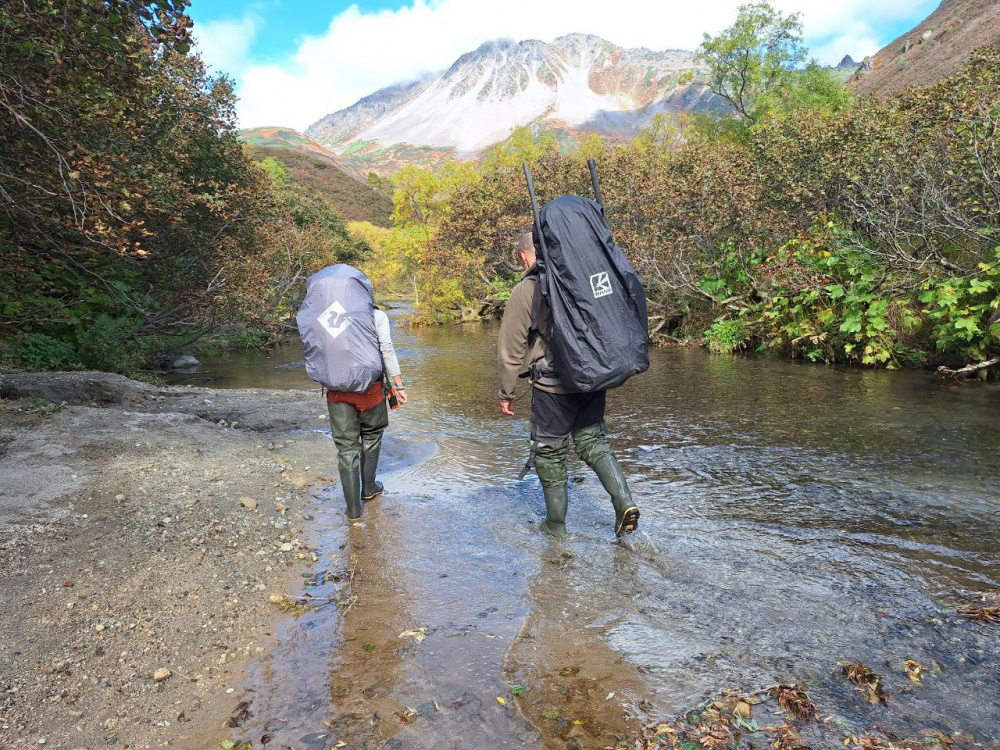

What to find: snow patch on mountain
left=307, top=34, right=717, bottom=157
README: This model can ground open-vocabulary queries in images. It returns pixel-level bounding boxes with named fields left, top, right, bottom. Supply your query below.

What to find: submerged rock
left=172, top=354, right=200, bottom=369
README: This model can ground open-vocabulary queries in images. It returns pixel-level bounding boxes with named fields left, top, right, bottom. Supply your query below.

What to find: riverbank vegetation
left=0, top=0, right=370, bottom=375
left=359, top=5, right=999, bottom=372
left=3, top=0, right=997, bottom=376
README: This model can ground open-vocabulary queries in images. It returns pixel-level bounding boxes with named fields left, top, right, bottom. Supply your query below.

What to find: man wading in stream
left=298, top=265, right=407, bottom=520
left=498, top=230, right=642, bottom=537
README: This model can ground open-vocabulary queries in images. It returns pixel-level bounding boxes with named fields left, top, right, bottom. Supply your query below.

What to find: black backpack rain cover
left=296, top=265, right=382, bottom=393
left=537, top=195, right=649, bottom=392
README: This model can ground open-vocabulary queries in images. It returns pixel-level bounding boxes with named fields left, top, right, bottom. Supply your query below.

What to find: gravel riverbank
left=0, top=371, right=337, bottom=749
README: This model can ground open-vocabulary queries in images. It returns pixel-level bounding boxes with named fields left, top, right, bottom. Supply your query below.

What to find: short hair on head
left=519, top=231, right=534, bottom=254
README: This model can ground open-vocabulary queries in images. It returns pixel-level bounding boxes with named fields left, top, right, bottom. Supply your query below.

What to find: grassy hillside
left=850, top=0, right=1000, bottom=96
left=240, top=126, right=337, bottom=156
left=338, top=140, right=457, bottom=176
left=245, top=144, right=393, bottom=226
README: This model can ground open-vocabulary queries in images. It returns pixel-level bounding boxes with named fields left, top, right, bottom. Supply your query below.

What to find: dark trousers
left=530, top=388, right=606, bottom=445
left=328, top=400, right=388, bottom=473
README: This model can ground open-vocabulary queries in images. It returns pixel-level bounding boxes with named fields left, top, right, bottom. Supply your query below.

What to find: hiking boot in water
left=615, top=505, right=640, bottom=537
left=541, top=485, right=568, bottom=536
left=360, top=433, right=383, bottom=502
left=340, top=469, right=363, bottom=519
left=535, top=439, right=569, bottom=536
left=573, top=424, right=639, bottom=537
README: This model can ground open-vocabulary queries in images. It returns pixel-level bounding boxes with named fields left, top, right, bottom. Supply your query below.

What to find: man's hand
left=500, top=400, right=514, bottom=416
left=396, top=388, right=408, bottom=405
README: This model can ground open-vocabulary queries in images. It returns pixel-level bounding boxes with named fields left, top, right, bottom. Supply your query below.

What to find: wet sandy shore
left=0, top=371, right=340, bottom=749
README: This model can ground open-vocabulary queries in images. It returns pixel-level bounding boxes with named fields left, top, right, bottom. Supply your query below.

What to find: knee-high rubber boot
left=535, top=440, right=569, bottom=537
left=340, top=469, right=363, bottom=519
left=574, top=425, right=640, bottom=537
left=360, top=433, right=383, bottom=502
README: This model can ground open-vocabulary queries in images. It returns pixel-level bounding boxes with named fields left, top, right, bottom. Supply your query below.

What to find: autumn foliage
left=0, top=0, right=362, bottom=372
left=384, top=47, right=1000, bottom=370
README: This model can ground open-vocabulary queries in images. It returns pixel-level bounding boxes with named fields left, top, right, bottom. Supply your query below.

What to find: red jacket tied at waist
left=326, top=380, right=384, bottom=412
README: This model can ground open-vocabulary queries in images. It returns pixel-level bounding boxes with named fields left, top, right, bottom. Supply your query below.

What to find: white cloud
left=192, top=0, right=939, bottom=131
left=193, top=14, right=259, bottom=76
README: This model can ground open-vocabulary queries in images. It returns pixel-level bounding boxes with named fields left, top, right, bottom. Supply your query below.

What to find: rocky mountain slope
left=849, top=0, right=1000, bottom=96
left=306, top=34, right=719, bottom=172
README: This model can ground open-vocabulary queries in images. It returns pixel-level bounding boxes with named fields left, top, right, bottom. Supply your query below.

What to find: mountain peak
left=837, top=55, right=857, bottom=69
left=306, top=34, right=717, bottom=171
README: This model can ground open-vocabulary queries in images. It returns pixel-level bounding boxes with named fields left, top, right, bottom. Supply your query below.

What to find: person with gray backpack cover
left=297, top=265, right=407, bottom=519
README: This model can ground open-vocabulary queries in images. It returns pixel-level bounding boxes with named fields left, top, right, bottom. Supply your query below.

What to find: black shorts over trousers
left=530, top=388, right=606, bottom=445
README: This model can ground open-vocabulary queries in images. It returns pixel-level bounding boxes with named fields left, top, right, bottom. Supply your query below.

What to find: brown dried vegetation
left=842, top=662, right=890, bottom=705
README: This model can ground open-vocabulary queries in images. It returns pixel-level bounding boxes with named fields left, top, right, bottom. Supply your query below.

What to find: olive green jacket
left=497, top=265, right=567, bottom=401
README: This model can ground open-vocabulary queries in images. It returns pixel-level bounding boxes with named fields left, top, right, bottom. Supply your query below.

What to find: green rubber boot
left=360, top=432, right=383, bottom=502
left=541, top=486, right=568, bottom=537
left=535, top=440, right=569, bottom=536
left=340, top=469, right=363, bottom=519
left=574, top=424, right=640, bottom=537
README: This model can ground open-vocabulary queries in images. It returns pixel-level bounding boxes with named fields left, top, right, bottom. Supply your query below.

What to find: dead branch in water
left=937, top=355, right=1000, bottom=378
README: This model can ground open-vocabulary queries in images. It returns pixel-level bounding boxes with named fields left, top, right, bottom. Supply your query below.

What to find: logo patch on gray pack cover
left=319, top=300, right=351, bottom=339
left=590, top=272, right=613, bottom=299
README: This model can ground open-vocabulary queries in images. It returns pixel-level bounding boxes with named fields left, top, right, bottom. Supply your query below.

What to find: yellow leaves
left=842, top=661, right=889, bottom=705
left=395, top=708, right=419, bottom=724
left=904, top=659, right=924, bottom=684
left=496, top=696, right=506, bottom=705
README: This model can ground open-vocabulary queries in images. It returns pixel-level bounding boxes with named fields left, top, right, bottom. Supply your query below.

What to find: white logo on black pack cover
left=590, top=272, right=613, bottom=299
left=319, top=300, right=350, bottom=339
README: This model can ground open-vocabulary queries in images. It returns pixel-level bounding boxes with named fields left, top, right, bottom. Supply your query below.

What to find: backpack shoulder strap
left=523, top=266, right=544, bottom=336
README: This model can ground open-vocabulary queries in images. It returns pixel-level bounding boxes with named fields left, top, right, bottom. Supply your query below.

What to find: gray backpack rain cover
left=296, top=265, right=382, bottom=393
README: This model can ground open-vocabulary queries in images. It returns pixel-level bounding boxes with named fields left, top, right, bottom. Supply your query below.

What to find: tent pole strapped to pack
left=523, top=162, right=548, bottom=261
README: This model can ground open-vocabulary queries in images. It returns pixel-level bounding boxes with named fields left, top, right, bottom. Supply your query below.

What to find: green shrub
left=920, top=249, right=1000, bottom=362
left=3, top=334, right=80, bottom=371
left=76, top=314, right=148, bottom=374
left=704, top=318, right=748, bottom=353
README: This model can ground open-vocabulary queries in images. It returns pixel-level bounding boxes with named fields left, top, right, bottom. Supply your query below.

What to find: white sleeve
left=374, top=309, right=401, bottom=379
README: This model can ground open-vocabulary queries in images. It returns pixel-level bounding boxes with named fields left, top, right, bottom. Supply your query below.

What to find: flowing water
left=180, top=310, right=1000, bottom=749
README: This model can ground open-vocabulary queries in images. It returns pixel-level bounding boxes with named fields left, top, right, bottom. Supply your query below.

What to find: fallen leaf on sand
left=398, top=627, right=427, bottom=643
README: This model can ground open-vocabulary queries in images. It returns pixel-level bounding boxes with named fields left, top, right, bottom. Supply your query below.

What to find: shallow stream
left=180, top=311, right=1000, bottom=749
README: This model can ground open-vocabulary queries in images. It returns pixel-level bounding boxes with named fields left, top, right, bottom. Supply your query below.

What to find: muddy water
left=185, top=313, right=1000, bottom=749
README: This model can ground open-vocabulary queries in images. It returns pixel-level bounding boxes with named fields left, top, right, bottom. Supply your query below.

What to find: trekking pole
left=523, top=162, right=548, bottom=260
left=587, top=158, right=604, bottom=208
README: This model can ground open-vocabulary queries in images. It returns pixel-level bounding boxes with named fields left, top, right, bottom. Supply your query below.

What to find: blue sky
left=189, top=1, right=402, bottom=63
left=187, top=0, right=939, bottom=131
